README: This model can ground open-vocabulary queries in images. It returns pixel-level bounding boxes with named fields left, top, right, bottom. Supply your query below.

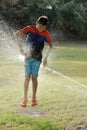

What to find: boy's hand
left=42, top=58, right=47, bottom=67
left=42, top=45, right=52, bottom=67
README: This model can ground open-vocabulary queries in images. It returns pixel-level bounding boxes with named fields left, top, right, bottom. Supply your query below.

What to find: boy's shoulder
left=22, top=25, right=36, bottom=33
left=28, top=25, right=37, bottom=31
left=27, top=25, right=36, bottom=29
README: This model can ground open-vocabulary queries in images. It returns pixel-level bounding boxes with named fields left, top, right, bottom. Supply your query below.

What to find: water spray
left=45, top=67, right=87, bottom=89
left=0, top=17, right=18, bottom=56
left=0, top=17, right=28, bottom=62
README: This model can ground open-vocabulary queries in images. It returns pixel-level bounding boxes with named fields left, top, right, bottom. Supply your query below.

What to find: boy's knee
left=25, top=76, right=30, bottom=81
left=32, top=76, right=37, bottom=81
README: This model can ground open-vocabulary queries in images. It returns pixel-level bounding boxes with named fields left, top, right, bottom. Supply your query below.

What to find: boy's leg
left=31, top=76, right=38, bottom=106
left=21, top=75, right=30, bottom=107
left=31, top=59, right=41, bottom=106
left=24, top=75, right=31, bottom=100
left=32, top=76, right=38, bottom=100
left=21, top=58, right=31, bottom=107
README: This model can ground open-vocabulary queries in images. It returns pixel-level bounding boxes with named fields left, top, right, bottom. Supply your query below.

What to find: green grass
left=48, top=44, right=87, bottom=85
left=0, top=42, right=87, bottom=130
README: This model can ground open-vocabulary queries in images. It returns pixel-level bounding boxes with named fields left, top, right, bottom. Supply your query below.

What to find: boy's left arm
left=42, top=43, right=53, bottom=67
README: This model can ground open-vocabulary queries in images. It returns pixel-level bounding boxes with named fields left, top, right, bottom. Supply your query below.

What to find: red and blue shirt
left=19, top=25, right=52, bottom=61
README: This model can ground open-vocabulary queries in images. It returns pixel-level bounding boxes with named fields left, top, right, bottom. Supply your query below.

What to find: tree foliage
left=0, top=0, right=87, bottom=39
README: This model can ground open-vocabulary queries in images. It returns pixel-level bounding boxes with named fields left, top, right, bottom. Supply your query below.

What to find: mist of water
left=0, top=16, right=25, bottom=62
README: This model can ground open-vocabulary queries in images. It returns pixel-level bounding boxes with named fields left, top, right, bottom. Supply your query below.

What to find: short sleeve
left=45, top=31, right=52, bottom=44
left=19, top=26, right=30, bottom=35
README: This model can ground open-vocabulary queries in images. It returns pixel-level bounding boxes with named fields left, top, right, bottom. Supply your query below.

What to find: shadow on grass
left=65, top=116, right=87, bottom=130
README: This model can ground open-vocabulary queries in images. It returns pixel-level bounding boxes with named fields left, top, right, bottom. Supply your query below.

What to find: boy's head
left=36, top=16, right=49, bottom=26
left=36, top=16, right=49, bottom=31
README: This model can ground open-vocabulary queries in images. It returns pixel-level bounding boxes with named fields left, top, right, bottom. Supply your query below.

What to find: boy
left=15, top=16, right=52, bottom=107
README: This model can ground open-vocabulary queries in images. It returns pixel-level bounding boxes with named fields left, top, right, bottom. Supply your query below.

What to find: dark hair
left=37, top=16, right=49, bottom=26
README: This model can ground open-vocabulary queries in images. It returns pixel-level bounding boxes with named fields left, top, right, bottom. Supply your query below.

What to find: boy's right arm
left=13, top=31, right=20, bottom=45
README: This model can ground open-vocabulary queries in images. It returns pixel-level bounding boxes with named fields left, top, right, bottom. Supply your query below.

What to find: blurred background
left=0, top=0, right=87, bottom=41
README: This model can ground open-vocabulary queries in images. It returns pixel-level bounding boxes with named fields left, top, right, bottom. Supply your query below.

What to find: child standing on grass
left=14, top=16, right=52, bottom=107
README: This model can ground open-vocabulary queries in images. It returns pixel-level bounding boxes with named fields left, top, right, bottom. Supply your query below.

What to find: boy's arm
left=13, top=26, right=28, bottom=45
left=42, top=43, right=53, bottom=67
left=13, top=31, right=20, bottom=45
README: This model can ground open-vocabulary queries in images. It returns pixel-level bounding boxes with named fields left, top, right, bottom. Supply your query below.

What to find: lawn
left=0, top=41, right=87, bottom=130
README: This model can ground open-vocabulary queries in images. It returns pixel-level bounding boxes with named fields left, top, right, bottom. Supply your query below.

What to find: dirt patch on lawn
left=16, top=107, right=47, bottom=117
